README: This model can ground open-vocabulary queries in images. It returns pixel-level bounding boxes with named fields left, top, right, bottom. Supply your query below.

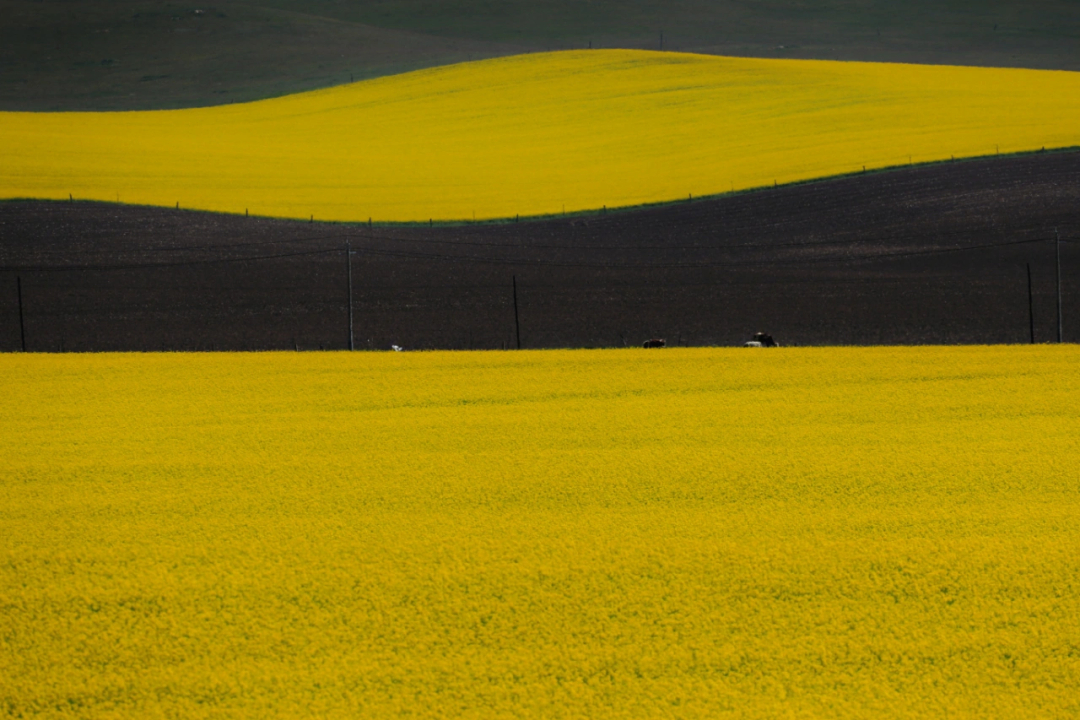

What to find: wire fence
left=2, top=230, right=1075, bottom=352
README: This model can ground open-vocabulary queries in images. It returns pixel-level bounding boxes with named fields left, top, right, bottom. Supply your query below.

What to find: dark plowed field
left=2, top=152, right=1078, bottom=352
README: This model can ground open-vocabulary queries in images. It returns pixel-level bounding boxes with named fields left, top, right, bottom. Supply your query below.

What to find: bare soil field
left=1, top=151, right=1077, bottom=352
left=2, top=0, right=1077, bottom=111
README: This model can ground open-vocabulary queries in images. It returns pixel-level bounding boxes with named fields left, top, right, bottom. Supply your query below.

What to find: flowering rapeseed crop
left=2, top=346, right=1079, bottom=718
left=2, top=50, right=1080, bottom=221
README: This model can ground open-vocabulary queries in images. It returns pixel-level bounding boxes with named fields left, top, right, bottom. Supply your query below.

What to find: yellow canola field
left=2, top=346, right=1080, bottom=718
left=3, top=50, right=1080, bottom=221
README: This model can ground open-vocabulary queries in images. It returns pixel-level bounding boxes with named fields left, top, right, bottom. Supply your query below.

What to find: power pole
left=17, top=276, right=26, bottom=352
left=346, top=241, right=354, bottom=351
left=1028, top=263, right=1036, bottom=345
left=512, top=275, right=521, bottom=350
left=1056, top=229, right=1063, bottom=343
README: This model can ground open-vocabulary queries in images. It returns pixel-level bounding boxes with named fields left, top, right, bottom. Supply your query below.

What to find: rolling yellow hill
left=3, top=50, right=1079, bottom=222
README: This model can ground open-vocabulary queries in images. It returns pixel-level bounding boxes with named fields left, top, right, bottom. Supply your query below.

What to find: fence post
left=1056, top=229, right=1063, bottom=343
left=1027, top=263, right=1035, bottom=344
left=17, top=276, right=26, bottom=352
left=346, top=241, right=354, bottom=351
left=513, top=275, right=521, bottom=350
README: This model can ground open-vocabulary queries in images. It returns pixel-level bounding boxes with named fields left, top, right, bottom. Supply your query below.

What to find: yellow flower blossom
left=2, top=346, right=1079, bottom=717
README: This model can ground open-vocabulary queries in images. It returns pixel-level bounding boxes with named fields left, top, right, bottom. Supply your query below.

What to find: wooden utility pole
left=17, top=276, right=26, bottom=352
left=1056, top=229, right=1063, bottom=343
left=1027, top=263, right=1035, bottom=344
left=512, top=275, right=521, bottom=350
left=346, top=241, right=354, bottom=351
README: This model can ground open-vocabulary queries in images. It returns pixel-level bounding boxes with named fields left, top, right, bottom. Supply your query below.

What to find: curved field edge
left=4, top=0, right=1079, bottom=113
left=3, top=50, right=1080, bottom=222
left=8, top=145, right=1073, bottom=227
left=3, top=149, right=1078, bottom=351
left=2, top=346, right=1079, bottom=717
